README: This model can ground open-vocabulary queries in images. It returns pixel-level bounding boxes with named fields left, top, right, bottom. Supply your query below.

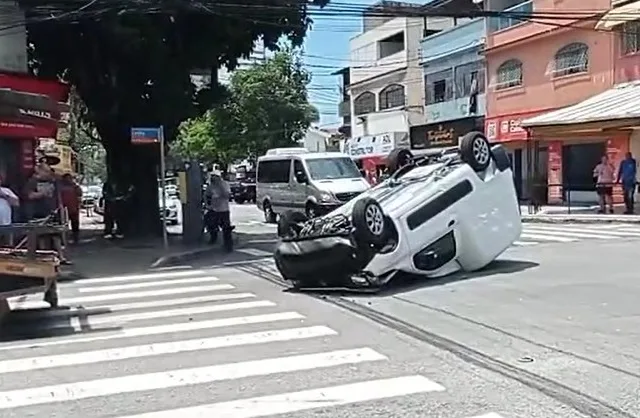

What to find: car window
left=305, top=158, right=361, bottom=180
left=257, top=159, right=290, bottom=183
left=293, top=160, right=305, bottom=177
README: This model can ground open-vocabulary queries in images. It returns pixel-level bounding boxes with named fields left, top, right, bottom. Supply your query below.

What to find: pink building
left=483, top=0, right=620, bottom=203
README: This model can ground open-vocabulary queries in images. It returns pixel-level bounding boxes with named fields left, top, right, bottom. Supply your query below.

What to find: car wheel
left=234, top=198, right=245, bottom=204
left=352, top=197, right=388, bottom=248
left=263, top=201, right=277, bottom=223
left=387, top=148, right=414, bottom=175
left=277, top=210, right=308, bottom=238
left=460, top=131, right=491, bottom=172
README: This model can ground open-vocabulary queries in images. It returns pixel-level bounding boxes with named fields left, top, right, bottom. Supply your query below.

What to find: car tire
left=460, top=131, right=491, bottom=172
left=387, top=148, right=414, bottom=175
left=263, top=201, right=277, bottom=223
left=352, top=197, right=388, bottom=248
left=277, top=210, right=308, bottom=238
left=491, top=144, right=511, bottom=172
left=234, top=198, right=245, bottom=204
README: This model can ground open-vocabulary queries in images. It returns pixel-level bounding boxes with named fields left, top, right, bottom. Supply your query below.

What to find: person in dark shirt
left=617, top=152, right=638, bottom=214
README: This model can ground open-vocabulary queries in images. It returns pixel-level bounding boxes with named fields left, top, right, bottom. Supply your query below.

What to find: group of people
left=593, top=152, right=638, bottom=214
left=0, top=158, right=84, bottom=263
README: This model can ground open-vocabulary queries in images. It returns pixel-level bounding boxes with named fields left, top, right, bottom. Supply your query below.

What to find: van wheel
left=305, top=202, right=319, bottom=219
left=263, top=201, right=277, bottom=223
left=460, top=131, right=491, bottom=172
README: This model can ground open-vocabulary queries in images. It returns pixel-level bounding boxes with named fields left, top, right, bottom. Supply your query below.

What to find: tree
left=231, top=48, right=318, bottom=158
left=23, top=1, right=326, bottom=236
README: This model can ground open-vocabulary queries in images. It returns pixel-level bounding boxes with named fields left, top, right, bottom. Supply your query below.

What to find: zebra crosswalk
left=0, top=268, right=508, bottom=418
left=513, top=224, right=640, bottom=247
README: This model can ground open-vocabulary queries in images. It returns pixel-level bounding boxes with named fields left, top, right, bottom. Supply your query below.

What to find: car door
left=290, top=158, right=308, bottom=211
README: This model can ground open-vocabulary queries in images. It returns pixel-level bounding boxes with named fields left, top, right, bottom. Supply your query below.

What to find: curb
left=522, top=215, right=640, bottom=224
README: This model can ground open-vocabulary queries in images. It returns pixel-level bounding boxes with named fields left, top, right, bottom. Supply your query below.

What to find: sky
left=301, top=0, right=382, bottom=128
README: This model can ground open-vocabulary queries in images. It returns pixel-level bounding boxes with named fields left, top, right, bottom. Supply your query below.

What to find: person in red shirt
left=59, top=173, right=83, bottom=244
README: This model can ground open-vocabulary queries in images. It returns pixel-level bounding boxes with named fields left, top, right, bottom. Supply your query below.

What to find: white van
left=256, top=149, right=371, bottom=222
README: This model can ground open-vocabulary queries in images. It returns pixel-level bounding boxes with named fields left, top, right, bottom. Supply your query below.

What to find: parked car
left=82, top=185, right=102, bottom=208
left=159, top=189, right=180, bottom=225
left=273, top=132, right=521, bottom=290
left=230, top=171, right=256, bottom=204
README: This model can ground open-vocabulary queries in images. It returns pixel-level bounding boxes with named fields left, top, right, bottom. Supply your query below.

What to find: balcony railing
left=489, top=1, right=533, bottom=32
left=338, top=100, right=351, bottom=117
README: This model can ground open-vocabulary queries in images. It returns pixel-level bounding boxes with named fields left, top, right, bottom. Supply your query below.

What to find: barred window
left=379, top=84, right=405, bottom=110
left=353, top=91, right=376, bottom=116
left=553, top=43, right=589, bottom=77
left=495, top=59, right=523, bottom=90
left=622, top=21, right=640, bottom=55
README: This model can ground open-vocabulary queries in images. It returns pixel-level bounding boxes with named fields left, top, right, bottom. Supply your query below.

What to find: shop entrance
left=562, top=142, right=605, bottom=202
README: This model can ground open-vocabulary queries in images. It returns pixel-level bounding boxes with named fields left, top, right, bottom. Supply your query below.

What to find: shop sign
left=411, top=117, right=481, bottom=149
left=427, top=125, right=456, bottom=147
left=19, top=108, right=53, bottom=119
left=485, top=112, right=545, bottom=142
left=347, top=133, right=393, bottom=158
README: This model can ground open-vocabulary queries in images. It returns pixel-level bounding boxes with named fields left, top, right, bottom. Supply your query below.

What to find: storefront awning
left=521, top=81, right=640, bottom=131
left=595, top=1, right=640, bottom=30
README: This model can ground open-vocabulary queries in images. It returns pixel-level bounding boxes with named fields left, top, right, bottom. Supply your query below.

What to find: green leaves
left=173, top=48, right=317, bottom=164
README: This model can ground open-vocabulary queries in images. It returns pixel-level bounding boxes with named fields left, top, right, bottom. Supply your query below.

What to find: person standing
left=204, top=171, right=233, bottom=251
left=60, top=173, right=83, bottom=244
left=593, top=155, right=615, bottom=214
left=0, top=172, right=19, bottom=246
left=617, top=152, right=637, bottom=214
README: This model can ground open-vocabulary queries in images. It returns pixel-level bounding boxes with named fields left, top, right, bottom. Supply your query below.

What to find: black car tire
left=460, top=131, right=491, bottom=172
left=277, top=210, right=308, bottom=238
left=352, top=197, right=388, bottom=248
left=387, top=148, right=414, bottom=175
left=234, top=197, right=246, bottom=204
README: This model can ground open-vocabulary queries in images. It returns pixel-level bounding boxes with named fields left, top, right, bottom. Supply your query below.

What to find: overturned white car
left=274, top=131, right=522, bottom=289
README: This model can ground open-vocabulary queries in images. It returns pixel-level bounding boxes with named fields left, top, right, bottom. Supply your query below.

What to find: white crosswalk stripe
left=0, top=269, right=507, bottom=418
left=512, top=223, right=640, bottom=247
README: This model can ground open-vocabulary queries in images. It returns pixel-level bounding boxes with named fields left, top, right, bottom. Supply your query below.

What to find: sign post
left=131, top=127, right=168, bottom=251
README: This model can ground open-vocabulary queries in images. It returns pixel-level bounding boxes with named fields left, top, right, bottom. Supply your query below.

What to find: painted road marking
left=0, top=312, right=305, bottom=351
left=60, top=284, right=235, bottom=304
left=237, top=248, right=273, bottom=257
left=523, top=227, right=616, bottom=240
left=9, top=293, right=257, bottom=315
left=76, top=276, right=220, bottom=293
left=40, top=300, right=277, bottom=330
left=80, top=269, right=210, bottom=284
left=512, top=241, right=539, bottom=246
left=115, top=375, right=445, bottom=418
left=519, top=233, right=577, bottom=243
left=0, top=348, right=386, bottom=409
left=0, top=326, right=337, bottom=374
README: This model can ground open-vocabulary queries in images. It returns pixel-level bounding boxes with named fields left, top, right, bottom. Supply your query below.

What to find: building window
left=495, top=59, right=523, bottom=90
left=622, top=21, right=640, bottom=55
left=455, top=61, right=485, bottom=98
left=353, top=91, right=376, bottom=116
left=377, top=32, right=405, bottom=59
left=425, top=69, right=454, bottom=105
left=490, top=1, right=532, bottom=32
left=379, top=84, right=405, bottom=110
left=553, top=43, right=589, bottom=77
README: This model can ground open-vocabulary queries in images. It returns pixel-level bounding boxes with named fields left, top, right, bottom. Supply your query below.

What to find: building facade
left=484, top=0, right=614, bottom=202
left=413, top=17, right=485, bottom=151
left=334, top=67, right=351, bottom=138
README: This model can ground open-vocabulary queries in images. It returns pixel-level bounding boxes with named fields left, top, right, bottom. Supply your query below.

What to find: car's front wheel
left=352, top=197, right=388, bottom=248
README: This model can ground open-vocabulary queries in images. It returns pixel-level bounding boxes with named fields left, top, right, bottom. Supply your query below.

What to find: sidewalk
left=520, top=204, right=640, bottom=223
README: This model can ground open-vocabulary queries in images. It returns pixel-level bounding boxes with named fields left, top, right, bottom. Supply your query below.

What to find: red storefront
left=0, top=72, right=69, bottom=197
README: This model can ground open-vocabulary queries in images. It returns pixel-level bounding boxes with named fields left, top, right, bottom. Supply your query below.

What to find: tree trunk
left=101, top=124, right=162, bottom=237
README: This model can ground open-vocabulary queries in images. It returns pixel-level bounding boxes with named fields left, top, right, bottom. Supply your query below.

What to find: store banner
left=346, top=133, right=395, bottom=158
left=485, top=111, right=546, bottom=143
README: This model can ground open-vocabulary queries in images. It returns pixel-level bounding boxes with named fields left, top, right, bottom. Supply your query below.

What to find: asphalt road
left=3, top=204, right=640, bottom=417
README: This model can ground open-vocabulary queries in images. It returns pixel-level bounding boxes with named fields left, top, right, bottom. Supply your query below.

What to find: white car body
left=325, top=153, right=521, bottom=279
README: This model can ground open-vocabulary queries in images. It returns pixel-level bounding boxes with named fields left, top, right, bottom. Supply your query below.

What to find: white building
left=218, top=39, right=267, bottom=85
left=348, top=1, right=453, bottom=147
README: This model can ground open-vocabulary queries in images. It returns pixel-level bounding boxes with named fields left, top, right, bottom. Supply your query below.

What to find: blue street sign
left=131, top=127, right=161, bottom=144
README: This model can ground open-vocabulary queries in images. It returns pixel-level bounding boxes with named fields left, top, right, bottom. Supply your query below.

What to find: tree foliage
left=22, top=1, right=325, bottom=235
left=173, top=48, right=318, bottom=164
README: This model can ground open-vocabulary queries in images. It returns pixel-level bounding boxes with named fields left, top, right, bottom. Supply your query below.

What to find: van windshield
left=306, top=157, right=361, bottom=180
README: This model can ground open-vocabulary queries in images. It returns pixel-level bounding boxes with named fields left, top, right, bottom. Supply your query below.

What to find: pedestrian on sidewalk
left=60, top=173, right=82, bottom=244
left=617, top=152, right=637, bottom=214
left=593, top=155, right=615, bottom=214
left=0, top=172, right=19, bottom=246
left=204, top=170, right=233, bottom=251
left=103, top=180, right=132, bottom=239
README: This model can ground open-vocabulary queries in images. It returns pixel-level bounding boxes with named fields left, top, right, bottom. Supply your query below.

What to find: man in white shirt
left=0, top=172, right=19, bottom=226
